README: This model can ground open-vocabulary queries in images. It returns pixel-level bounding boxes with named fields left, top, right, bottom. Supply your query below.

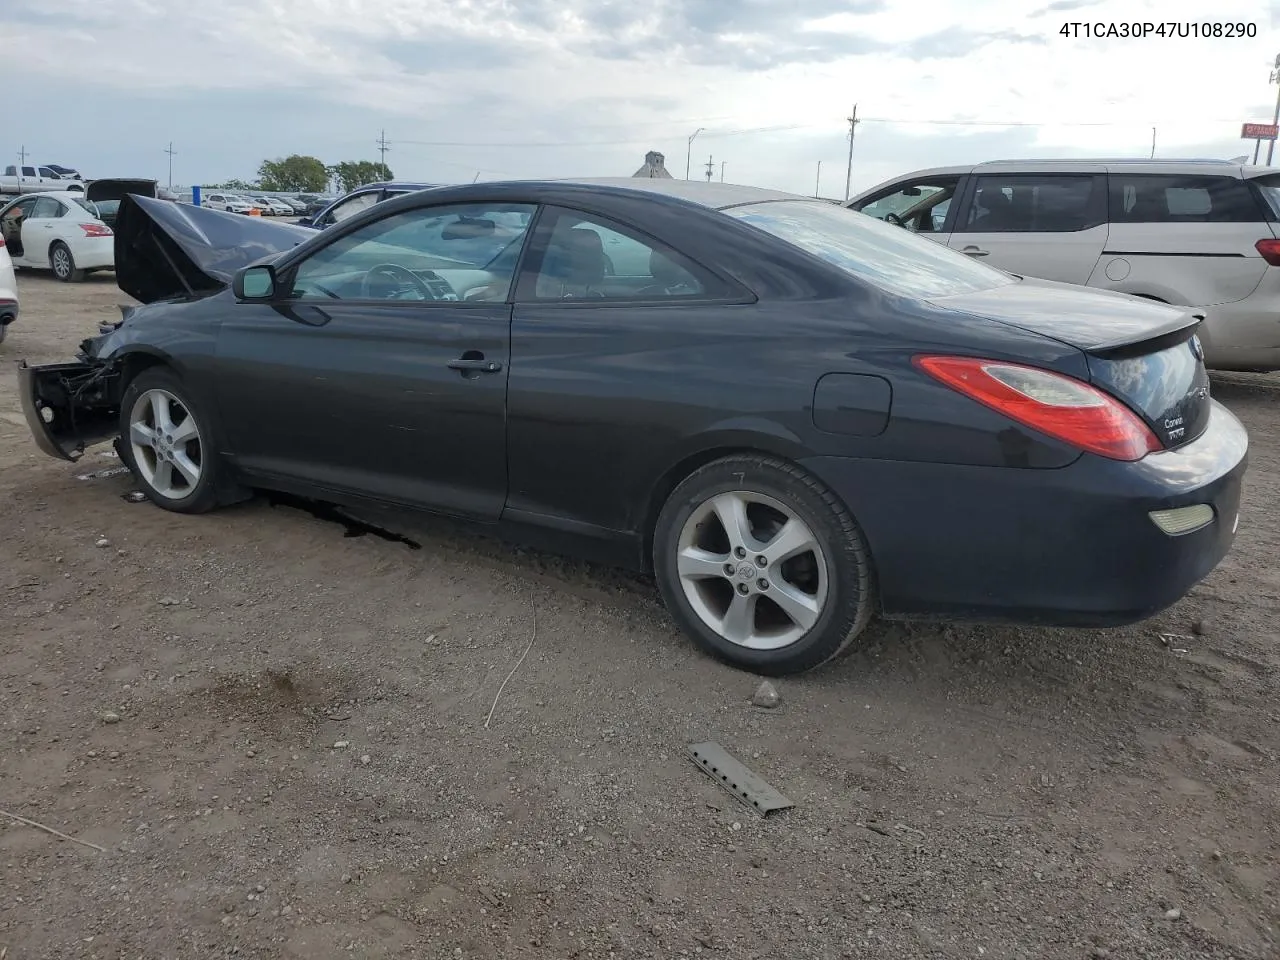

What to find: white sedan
left=0, top=191, right=113, bottom=282
left=0, top=237, right=16, bottom=343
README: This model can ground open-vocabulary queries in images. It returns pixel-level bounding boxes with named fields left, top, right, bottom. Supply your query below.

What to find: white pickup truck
left=0, top=165, right=85, bottom=195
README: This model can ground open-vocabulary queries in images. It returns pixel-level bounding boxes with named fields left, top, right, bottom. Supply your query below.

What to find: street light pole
left=815, top=160, right=822, bottom=197
left=686, top=128, right=704, bottom=180
left=1268, top=54, right=1280, bottom=166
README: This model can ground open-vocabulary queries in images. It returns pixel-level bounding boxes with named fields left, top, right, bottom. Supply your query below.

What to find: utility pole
left=815, top=160, right=822, bottom=197
left=1269, top=54, right=1280, bottom=166
left=843, top=103, right=859, bottom=202
left=376, top=129, right=391, bottom=178
left=164, top=142, right=176, bottom=189
left=704, top=155, right=714, bottom=181
left=1150, top=127, right=1156, bottom=159
left=720, top=161, right=725, bottom=182
left=17, top=145, right=27, bottom=166
left=686, top=128, right=704, bottom=180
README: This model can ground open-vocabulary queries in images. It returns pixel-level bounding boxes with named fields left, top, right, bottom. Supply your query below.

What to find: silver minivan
left=848, top=159, right=1280, bottom=372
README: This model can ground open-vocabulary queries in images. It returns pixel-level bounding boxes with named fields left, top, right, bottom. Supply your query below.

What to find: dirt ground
left=1, top=270, right=1277, bottom=960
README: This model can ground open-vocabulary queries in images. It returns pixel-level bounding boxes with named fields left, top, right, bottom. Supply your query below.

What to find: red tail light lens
left=80, top=223, right=112, bottom=238
left=1256, top=238, right=1280, bottom=266
left=914, top=355, right=1161, bottom=461
left=0, top=237, right=6, bottom=247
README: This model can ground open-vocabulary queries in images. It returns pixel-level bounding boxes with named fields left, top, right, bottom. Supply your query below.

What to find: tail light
left=80, top=223, right=112, bottom=238
left=0, top=237, right=5, bottom=247
left=1256, top=239, right=1280, bottom=266
left=914, top=355, right=1161, bottom=461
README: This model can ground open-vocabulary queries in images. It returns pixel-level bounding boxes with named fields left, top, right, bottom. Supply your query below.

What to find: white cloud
left=0, top=0, right=1275, bottom=192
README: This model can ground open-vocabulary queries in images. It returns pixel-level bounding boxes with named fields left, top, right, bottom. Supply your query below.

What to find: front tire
left=653, top=454, right=875, bottom=676
left=50, top=242, right=85, bottom=282
left=118, top=368, right=222, bottom=514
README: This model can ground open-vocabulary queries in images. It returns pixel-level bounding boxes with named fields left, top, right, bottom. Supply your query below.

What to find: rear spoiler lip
left=1085, top=311, right=1204, bottom=359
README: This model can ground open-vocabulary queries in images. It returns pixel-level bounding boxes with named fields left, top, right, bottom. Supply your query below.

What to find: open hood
left=114, top=194, right=314, bottom=303
left=86, top=178, right=158, bottom=203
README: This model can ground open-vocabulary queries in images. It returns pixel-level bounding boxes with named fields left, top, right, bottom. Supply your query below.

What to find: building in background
left=632, top=151, right=673, bottom=178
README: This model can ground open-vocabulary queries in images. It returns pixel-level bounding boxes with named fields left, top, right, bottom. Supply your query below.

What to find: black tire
left=653, top=454, right=875, bottom=676
left=117, top=368, right=223, bottom=514
left=49, top=241, right=84, bottom=282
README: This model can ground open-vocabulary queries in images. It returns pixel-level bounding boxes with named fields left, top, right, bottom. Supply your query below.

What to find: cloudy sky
left=3, top=0, right=1278, bottom=196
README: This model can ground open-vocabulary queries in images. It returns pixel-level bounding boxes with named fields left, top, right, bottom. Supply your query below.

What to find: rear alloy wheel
left=653, top=455, right=875, bottom=675
left=118, top=369, right=222, bottom=513
left=49, top=241, right=84, bottom=282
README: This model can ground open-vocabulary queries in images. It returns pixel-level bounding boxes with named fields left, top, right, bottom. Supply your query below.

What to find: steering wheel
left=360, top=262, right=433, bottom=300
left=883, top=212, right=905, bottom=227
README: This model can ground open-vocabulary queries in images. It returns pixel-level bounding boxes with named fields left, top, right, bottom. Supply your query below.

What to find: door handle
left=960, top=245, right=989, bottom=257
left=447, top=357, right=502, bottom=373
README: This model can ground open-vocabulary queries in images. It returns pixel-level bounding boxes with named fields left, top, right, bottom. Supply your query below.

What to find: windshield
left=722, top=199, right=1016, bottom=299
left=1252, top=174, right=1280, bottom=220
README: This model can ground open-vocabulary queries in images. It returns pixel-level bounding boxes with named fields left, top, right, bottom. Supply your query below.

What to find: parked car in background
left=848, top=159, right=1280, bottom=372
left=298, top=182, right=441, bottom=229
left=0, top=191, right=113, bottom=281
left=0, top=234, right=16, bottom=343
left=18, top=180, right=1247, bottom=675
left=255, top=197, right=294, bottom=216
left=276, top=196, right=309, bottom=215
left=0, top=165, right=86, bottom=195
left=45, top=164, right=84, bottom=181
left=204, top=193, right=255, bottom=214
left=84, top=178, right=163, bottom=229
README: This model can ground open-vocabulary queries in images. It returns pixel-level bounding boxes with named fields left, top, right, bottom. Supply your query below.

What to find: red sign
left=1241, top=122, right=1278, bottom=140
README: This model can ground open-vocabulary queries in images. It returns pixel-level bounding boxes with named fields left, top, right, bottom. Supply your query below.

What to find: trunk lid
left=931, top=277, right=1211, bottom=450
left=114, top=193, right=313, bottom=303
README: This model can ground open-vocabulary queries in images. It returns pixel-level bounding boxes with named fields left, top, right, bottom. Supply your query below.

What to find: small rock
left=95, top=538, right=110, bottom=548
left=255, top=884, right=266, bottom=893
left=360, top=755, right=371, bottom=765
left=100, top=711, right=121, bottom=725
left=246, top=750, right=256, bottom=758
left=1092, top=948, right=1111, bottom=958
left=731, top=822, right=742, bottom=831
left=280, top=905, right=293, bottom=916
left=1164, top=908, right=1182, bottom=921
left=1212, top=850, right=1223, bottom=861
left=751, top=680, right=780, bottom=709
left=158, top=597, right=180, bottom=607
left=1191, top=619, right=1208, bottom=636
left=341, top=874, right=353, bottom=884
left=333, top=741, right=350, bottom=750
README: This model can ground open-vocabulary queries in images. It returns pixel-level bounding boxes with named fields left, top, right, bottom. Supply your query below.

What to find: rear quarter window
left=1108, top=174, right=1264, bottom=223
left=724, top=199, right=1015, bottom=299
left=1249, top=174, right=1280, bottom=222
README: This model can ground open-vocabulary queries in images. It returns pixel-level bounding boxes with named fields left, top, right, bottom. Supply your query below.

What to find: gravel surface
left=1, top=272, right=1278, bottom=960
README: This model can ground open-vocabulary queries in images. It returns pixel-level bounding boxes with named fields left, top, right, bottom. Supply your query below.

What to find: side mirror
left=234, top=265, right=277, bottom=300
left=296, top=217, right=313, bottom=228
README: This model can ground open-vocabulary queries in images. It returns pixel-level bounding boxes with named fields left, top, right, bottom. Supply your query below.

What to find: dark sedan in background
left=20, top=179, right=1247, bottom=675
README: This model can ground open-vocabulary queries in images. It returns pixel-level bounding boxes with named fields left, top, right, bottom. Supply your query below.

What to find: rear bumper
left=802, top=400, right=1248, bottom=626
left=73, top=237, right=115, bottom=270
left=1199, top=297, right=1280, bottom=371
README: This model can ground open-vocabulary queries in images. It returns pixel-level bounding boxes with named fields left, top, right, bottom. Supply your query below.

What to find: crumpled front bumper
left=19, top=359, right=121, bottom=462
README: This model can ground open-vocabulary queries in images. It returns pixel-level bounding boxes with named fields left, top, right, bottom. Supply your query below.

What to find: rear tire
left=50, top=242, right=84, bottom=282
left=118, top=368, right=223, bottom=514
left=653, top=454, right=875, bottom=675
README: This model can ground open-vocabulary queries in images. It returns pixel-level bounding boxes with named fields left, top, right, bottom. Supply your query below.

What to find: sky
left=3, top=0, right=1279, bottom=197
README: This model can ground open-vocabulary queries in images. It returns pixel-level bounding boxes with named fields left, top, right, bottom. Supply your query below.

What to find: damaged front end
left=20, top=324, right=128, bottom=462
left=19, top=193, right=312, bottom=463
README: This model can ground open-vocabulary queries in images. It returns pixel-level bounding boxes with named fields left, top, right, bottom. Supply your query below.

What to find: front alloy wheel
left=118, top=368, right=225, bottom=513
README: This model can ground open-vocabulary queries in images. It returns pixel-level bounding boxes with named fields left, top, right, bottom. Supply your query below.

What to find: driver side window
left=289, top=202, right=537, bottom=303
left=856, top=177, right=961, bottom=233
left=320, top=192, right=378, bottom=226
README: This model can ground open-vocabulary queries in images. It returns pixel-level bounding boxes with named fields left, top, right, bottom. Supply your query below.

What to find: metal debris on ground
left=121, top=491, right=148, bottom=503
left=688, top=742, right=794, bottom=817
left=76, top=466, right=131, bottom=481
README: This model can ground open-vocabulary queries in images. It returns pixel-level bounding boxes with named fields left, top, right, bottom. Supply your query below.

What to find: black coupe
left=21, top=179, right=1248, bottom=674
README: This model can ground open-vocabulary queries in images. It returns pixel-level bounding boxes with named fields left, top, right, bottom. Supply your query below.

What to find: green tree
left=257, top=155, right=329, bottom=192
left=207, top=178, right=255, bottom=191
left=327, top=160, right=394, bottom=193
